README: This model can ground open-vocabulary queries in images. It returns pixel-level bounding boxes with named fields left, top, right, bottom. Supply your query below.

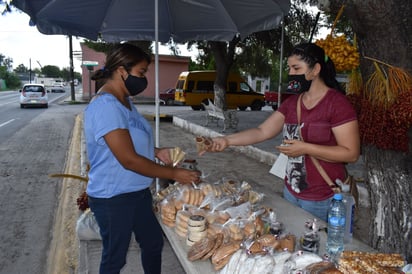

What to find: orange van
left=174, top=70, right=265, bottom=110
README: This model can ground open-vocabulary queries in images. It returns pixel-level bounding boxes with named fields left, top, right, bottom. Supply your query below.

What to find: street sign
left=82, top=61, right=98, bottom=66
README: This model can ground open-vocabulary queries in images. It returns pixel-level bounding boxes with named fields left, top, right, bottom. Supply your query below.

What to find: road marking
left=0, top=119, right=15, bottom=128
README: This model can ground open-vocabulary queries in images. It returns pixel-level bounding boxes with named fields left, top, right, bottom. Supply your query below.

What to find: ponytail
left=322, top=57, right=345, bottom=94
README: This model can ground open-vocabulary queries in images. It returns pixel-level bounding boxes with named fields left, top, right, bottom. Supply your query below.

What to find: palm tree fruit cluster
left=77, top=191, right=89, bottom=211
left=346, top=60, right=412, bottom=152
left=315, top=34, right=360, bottom=72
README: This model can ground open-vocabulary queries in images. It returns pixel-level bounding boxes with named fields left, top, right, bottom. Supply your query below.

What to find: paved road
left=0, top=96, right=83, bottom=273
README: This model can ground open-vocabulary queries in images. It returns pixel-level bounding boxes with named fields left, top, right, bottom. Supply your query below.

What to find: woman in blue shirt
left=84, top=43, right=201, bottom=274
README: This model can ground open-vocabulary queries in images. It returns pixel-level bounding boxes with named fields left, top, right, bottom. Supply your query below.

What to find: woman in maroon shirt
left=205, top=43, right=360, bottom=221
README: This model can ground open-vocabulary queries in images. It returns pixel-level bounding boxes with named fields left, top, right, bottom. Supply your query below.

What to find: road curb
left=48, top=114, right=84, bottom=274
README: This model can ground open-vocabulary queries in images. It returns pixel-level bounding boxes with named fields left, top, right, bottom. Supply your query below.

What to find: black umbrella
left=12, top=0, right=290, bottom=43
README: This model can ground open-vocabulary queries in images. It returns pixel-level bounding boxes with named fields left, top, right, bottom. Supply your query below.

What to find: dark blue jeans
left=89, top=188, right=164, bottom=274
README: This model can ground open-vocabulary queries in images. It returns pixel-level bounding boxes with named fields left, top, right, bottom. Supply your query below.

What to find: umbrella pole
left=155, top=0, right=160, bottom=193
left=277, top=19, right=285, bottom=107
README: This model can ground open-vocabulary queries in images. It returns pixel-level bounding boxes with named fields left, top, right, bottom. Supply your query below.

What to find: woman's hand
left=155, top=147, right=173, bottom=165
left=209, top=137, right=229, bottom=152
left=173, top=168, right=201, bottom=185
left=276, top=139, right=306, bottom=158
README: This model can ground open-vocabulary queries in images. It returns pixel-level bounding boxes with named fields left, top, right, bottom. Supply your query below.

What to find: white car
left=20, top=83, right=48, bottom=108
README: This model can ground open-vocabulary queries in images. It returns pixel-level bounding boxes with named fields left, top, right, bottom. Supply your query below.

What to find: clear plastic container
left=326, top=193, right=346, bottom=257
left=342, top=192, right=355, bottom=243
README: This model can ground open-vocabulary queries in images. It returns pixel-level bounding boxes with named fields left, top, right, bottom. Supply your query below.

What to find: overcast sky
left=0, top=11, right=85, bottom=72
left=0, top=9, right=194, bottom=74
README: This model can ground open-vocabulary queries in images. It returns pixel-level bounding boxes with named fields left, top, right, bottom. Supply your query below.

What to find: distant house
left=35, top=77, right=64, bottom=87
left=0, top=79, right=6, bottom=90
left=15, top=72, right=33, bottom=86
left=80, top=43, right=191, bottom=101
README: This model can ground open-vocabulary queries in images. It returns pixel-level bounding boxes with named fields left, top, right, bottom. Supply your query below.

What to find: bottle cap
left=333, top=193, right=343, bottom=200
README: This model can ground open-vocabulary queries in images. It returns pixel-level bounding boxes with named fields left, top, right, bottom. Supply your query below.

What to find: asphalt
left=72, top=96, right=367, bottom=274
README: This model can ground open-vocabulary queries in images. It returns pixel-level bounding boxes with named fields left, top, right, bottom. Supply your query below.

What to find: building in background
left=80, top=43, right=190, bottom=101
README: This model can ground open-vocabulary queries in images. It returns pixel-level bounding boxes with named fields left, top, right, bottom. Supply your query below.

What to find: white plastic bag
left=76, top=209, right=101, bottom=240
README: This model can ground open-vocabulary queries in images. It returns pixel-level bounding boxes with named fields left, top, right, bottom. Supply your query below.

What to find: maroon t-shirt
left=278, top=89, right=357, bottom=201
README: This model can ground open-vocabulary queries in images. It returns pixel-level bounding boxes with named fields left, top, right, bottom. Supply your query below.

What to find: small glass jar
left=300, top=232, right=320, bottom=254
left=180, top=159, right=198, bottom=171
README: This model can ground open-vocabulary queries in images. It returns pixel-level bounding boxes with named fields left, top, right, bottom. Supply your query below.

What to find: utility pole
left=29, top=58, right=32, bottom=83
left=69, top=35, right=76, bottom=101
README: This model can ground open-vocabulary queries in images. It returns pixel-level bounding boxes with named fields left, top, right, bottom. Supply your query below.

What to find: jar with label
left=299, top=218, right=320, bottom=254
left=180, top=159, right=199, bottom=171
left=300, top=231, right=320, bottom=253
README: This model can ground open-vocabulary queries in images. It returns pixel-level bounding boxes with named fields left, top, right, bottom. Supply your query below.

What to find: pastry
left=201, top=233, right=224, bottom=260
left=187, top=236, right=215, bottom=261
left=211, top=241, right=241, bottom=268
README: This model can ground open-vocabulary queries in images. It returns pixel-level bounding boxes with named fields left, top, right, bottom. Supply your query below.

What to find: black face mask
left=286, top=74, right=312, bottom=94
left=123, top=74, right=148, bottom=96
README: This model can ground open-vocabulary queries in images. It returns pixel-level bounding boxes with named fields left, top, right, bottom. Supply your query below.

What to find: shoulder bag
left=296, top=94, right=359, bottom=206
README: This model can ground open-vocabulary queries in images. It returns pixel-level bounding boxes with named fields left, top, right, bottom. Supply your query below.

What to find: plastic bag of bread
left=199, top=181, right=224, bottom=198
left=211, top=240, right=241, bottom=270
left=247, top=214, right=265, bottom=237
left=220, top=178, right=242, bottom=196
left=159, top=198, right=176, bottom=227
left=209, top=195, right=235, bottom=212
left=153, top=181, right=179, bottom=202
left=195, top=135, right=212, bottom=154
left=174, top=207, right=193, bottom=238
left=174, top=184, right=205, bottom=208
left=242, top=219, right=257, bottom=240
left=224, top=219, right=245, bottom=242
left=224, top=201, right=251, bottom=219
left=244, top=238, right=267, bottom=255
left=283, top=250, right=323, bottom=273
left=207, top=222, right=229, bottom=240
left=304, top=261, right=341, bottom=274
left=169, top=146, right=186, bottom=167
left=213, top=210, right=231, bottom=224
left=279, top=234, right=296, bottom=252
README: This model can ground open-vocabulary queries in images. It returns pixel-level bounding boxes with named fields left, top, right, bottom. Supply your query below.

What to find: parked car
left=264, top=91, right=294, bottom=110
left=52, top=80, right=64, bottom=87
left=50, top=86, right=65, bottom=93
left=19, top=83, right=48, bottom=108
left=159, top=88, right=176, bottom=105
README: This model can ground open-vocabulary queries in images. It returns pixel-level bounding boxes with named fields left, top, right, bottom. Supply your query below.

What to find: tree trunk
left=364, top=143, right=412, bottom=262
left=328, top=0, right=412, bottom=260
left=209, top=37, right=239, bottom=110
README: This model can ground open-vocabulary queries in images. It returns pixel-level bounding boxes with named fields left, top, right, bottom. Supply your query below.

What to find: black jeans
left=89, top=188, right=164, bottom=274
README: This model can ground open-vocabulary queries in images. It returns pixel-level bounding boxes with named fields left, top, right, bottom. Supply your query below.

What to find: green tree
left=41, top=65, right=61, bottom=78
left=14, top=64, right=29, bottom=73
left=0, top=54, right=13, bottom=71
left=61, top=67, right=71, bottom=81
left=0, top=66, right=21, bottom=89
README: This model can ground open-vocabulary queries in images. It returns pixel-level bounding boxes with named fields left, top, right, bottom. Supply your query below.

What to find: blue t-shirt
left=84, top=93, right=155, bottom=198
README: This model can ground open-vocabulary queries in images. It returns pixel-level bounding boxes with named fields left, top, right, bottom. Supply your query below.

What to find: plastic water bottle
left=336, top=178, right=356, bottom=243
left=342, top=191, right=355, bottom=243
left=326, top=193, right=346, bottom=257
